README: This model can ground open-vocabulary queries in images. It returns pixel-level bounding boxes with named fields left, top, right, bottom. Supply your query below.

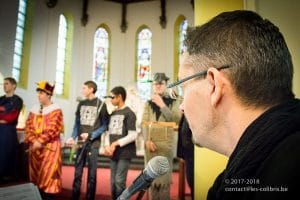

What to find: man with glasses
left=142, top=72, right=181, bottom=200
left=168, top=10, right=299, bottom=199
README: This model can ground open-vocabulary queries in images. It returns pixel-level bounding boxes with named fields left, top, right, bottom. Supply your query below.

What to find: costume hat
left=36, top=81, right=55, bottom=95
left=152, top=73, right=169, bottom=83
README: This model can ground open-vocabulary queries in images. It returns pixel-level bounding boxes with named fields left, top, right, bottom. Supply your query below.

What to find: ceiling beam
left=120, top=2, right=128, bottom=32
left=81, top=0, right=89, bottom=26
left=46, top=0, right=58, bottom=8
left=159, top=0, right=166, bottom=28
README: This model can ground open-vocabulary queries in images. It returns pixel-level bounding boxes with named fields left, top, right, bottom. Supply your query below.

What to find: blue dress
left=0, top=95, right=23, bottom=179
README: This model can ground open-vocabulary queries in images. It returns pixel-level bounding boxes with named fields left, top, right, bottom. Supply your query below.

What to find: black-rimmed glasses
left=103, top=95, right=115, bottom=99
left=167, top=65, right=230, bottom=88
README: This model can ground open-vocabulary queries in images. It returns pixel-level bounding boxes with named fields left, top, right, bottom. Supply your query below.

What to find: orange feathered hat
left=36, top=81, right=55, bottom=96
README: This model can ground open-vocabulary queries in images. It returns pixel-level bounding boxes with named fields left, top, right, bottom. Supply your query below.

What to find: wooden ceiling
left=46, top=0, right=193, bottom=32
left=104, top=0, right=166, bottom=32
left=105, top=0, right=157, bottom=3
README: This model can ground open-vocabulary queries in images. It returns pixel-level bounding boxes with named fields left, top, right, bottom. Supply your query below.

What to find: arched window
left=93, top=25, right=110, bottom=98
left=55, top=14, right=73, bottom=98
left=12, top=0, right=33, bottom=88
left=136, top=27, right=152, bottom=102
left=174, top=16, right=188, bottom=95
left=179, top=19, right=188, bottom=64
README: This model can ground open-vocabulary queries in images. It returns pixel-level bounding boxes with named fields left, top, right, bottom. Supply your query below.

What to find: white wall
left=245, top=0, right=300, bottom=97
left=0, top=0, right=194, bottom=139
left=0, top=72, right=3, bottom=96
left=0, top=0, right=18, bottom=77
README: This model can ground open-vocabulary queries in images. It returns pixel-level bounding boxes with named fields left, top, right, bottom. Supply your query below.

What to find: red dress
left=25, top=103, right=63, bottom=194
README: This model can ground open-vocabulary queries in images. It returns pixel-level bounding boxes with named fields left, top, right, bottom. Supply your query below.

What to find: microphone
left=117, top=156, right=170, bottom=200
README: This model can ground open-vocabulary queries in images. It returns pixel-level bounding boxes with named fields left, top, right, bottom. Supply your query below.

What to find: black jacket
left=208, top=99, right=300, bottom=200
left=177, top=114, right=194, bottom=159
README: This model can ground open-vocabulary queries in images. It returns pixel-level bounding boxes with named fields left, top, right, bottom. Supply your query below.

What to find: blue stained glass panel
left=93, top=27, right=109, bottom=99
left=137, top=28, right=152, bottom=102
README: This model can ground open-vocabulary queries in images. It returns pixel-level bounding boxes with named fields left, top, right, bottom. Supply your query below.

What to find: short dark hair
left=111, top=86, right=127, bottom=101
left=84, top=80, right=97, bottom=94
left=4, top=77, right=17, bottom=86
left=185, top=10, right=294, bottom=108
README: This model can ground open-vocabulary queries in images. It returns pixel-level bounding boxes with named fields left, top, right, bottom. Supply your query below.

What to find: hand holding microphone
left=117, top=156, right=170, bottom=200
left=151, top=94, right=166, bottom=108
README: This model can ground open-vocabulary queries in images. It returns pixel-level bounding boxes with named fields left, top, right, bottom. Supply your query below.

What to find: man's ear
left=206, top=68, right=225, bottom=107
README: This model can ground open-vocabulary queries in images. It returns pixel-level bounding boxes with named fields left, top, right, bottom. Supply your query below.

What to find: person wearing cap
left=0, top=77, right=23, bottom=183
left=25, top=81, right=63, bottom=200
left=65, top=80, right=109, bottom=200
left=142, top=72, right=182, bottom=200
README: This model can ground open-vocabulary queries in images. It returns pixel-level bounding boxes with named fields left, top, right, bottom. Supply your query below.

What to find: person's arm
left=141, top=102, right=156, bottom=151
left=103, top=130, right=114, bottom=156
left=90, top=122, right=107, bottom=141
left=160, top=97, right=182, bottom=122
left=141, top=102, right=150, bottom=140
left=71, top=115, right=80, bottom=140
left=0, top=109, right=20, bottom=122
left=0, top=97, right=23, bottom=123
left=66, top=103, right=81, bottom=145
left=141, top=102, right=150, bottom=122
left=103, top=131, right=110, bottom=146
left=103, top=110, right=112, bottom=156
left=36, top=109, right=63, bottom=145
left=25, top=112, right=36, bottom=144
left=151, top=94, right=174, bottom=121
left=113, top=130, right=137, bottom=147
left=170, top=98, right=182, bottom=123
left=160, top=106, right=173, bottom=121
left=90, top=103, right=109, bottom=140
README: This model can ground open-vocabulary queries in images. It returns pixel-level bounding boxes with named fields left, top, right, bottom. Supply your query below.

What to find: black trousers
left=71, top=144, right=99, bottom=200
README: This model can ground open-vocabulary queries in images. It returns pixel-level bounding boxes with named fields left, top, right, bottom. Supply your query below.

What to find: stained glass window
left=93, top=27, right=109, bottom=98
left=179, top=19, right=188, bottom=63
left=175, top=18, right=188, bottom=96
left=12, top=0, right=27, bottom=82
left=55, top=14, right=68, bottom=95
left=137, top=28, right=152, bottom=102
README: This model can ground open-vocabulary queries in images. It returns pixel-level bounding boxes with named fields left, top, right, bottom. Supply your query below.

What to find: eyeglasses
left=103, top=95, right=115, bottom=99
left=167, top=65, right=230, bottom=88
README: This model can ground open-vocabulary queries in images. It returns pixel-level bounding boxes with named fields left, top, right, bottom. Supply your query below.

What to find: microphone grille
left=146, top=156, right=170, bottom=179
